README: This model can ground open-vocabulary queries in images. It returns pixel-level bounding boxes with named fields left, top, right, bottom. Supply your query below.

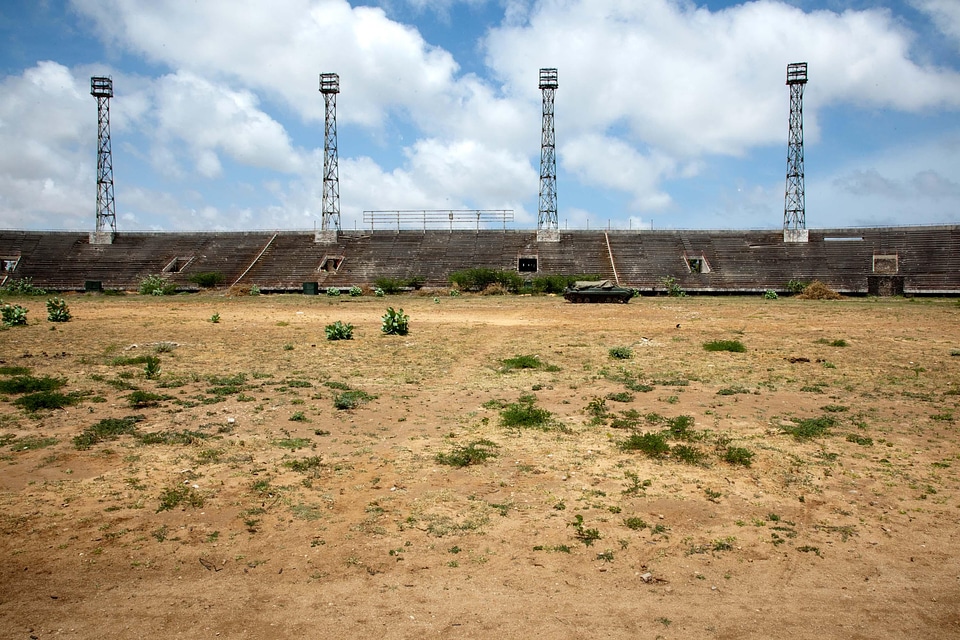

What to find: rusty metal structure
left=91, top=76, right=116, bottom=238
left=538, top=68, right=559, bottom=232
left=319, top=73, right=341, bottom=233
left=784, top=63, right=808, bottom=235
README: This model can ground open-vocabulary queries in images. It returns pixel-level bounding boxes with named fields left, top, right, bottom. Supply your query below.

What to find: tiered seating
left=1, top=225, right=958, bottom=294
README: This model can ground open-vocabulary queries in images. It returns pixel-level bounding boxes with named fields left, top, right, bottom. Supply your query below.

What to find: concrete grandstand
left=1, top=225, right=957, bottom=296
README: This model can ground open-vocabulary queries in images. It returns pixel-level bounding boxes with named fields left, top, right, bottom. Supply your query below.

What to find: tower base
left=537, top=229, right=560, bottom=243
left=89, top=231, right=114, bottom=245
left=314, top=230, right=338, bottom=244
left=783, top=229, right=808, bottom=243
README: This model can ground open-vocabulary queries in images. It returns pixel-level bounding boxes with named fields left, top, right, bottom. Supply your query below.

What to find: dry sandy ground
left=0, top=292, right=958, bottom=639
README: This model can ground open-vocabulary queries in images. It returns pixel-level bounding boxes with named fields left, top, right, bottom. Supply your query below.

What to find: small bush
left=381, top=307, right=409, bottom=335
left=723, top=446, right=755, bottom=467
left=671, top=444, right=708, bottom=466
left=623, top=517, right=647, bottom=530
left=618, top=432, right=670, bottom=458
left=0, top=375, right=65, bottom=394
left=608, top=346, right=633, bottom=360
left=660, top=276, right=685, bottom=297
left=374, top=287, right=385, bottom=297
left=500, top=395, right=553, bottom=430
left=786, top=279, right=809, bottom=294
left=46, top=298, right=71, bottom=322
left=326, top=286, right=341, bottom=297
left=188, top=272, right=225, bottom=288
left=1, top=277, right=45, bottom=295
left=763, top=290, right=778, bottom=300
left=781, top=415, right=835, bottom=439
left=325, top=320, right=354, bottom=341
left=1, top=303, right=28, bottom=326
left=435, top=439, right=499, bottom=467
left=209, top=312, right=221, bottom=324
left=333, top=389, right=375, bottom=410
left=349, top=286, right=363, bottom=297
left=157, top=485, right=204, bottom=512
left=250, top=284, right=260, bottom=296
left=138, top=275, right=177, bottom=296
left=703, top=340, right=746, bottom=353
left=74, top=415, right=145, bottom=450
left=126, top=390, right=168, bottom=408
left=144, top=357, right=162, bottom=379
left=499, top=354, right=560, bottom=372
left=14, top=391, right=83, bottom=412
left=450, top=268, right=523, bottom=293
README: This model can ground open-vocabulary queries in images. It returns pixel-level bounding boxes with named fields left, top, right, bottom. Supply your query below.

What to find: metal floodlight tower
left=538, top=68, right=559, bottom=232
left=91, top=76, right=117, bottom=238
left=319, top=73, right=341, bottom=233
left=784, top=62, right=808, bottom=239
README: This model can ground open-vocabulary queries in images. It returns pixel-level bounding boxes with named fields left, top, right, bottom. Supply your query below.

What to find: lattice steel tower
left=784, top=62, right=808, bottom=237
left=538, top=68, right=559, bottom=231
left=319, top=73, right=341, bottom=232
left=91, top=76, right=116, bottom=237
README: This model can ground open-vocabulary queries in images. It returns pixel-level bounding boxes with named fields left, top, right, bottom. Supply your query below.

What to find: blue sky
left=1, top=0, right=958, bottom=232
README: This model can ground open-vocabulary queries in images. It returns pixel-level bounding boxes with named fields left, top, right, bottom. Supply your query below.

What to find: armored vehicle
left=563, top=280, right=633, bottom=304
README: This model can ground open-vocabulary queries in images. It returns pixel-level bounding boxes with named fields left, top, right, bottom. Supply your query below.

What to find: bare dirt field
left=0, top=291, right=958, bottom=639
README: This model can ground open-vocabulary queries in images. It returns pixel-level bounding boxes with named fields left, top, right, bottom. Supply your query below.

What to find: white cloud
left=151, top=71, right=306, bottom=176
left=0, top=62, right=91, bottom=229
left=913, top=0, right=960, bottom=49
left=486, top=0, right=960, bottom=158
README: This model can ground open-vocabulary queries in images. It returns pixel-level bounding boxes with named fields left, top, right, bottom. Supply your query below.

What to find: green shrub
left=138, top=275, right=177, bottom=296
left=436, top=439, right=499, bottom=467
left=46, top=298, right=71, bottom=322
left=763, top=290, right=778, bottom=300
left=333, top=389, right=376, bottom=410
left=1, top=303, right=28, bottom=326
left=671, top=444, right=708, bottom=466
left=73, top=415, right=145, bottom=450
left=144, top=356, right=161, bottom=379
left=1, top=277, right=46, bottom=295
left=325, top=320, right=354, bottom=341
left=349, top=286, right=363, bottom=297
left=0, top=375, right=65, bottom=394
left=449, top=289, right=461, bottom=297
left=381, top=307, right=409, bottom=335
left=608, top=346, right=633, bottom=360
left=500, top=395, right=553, bottom=429
left=499, top=354, right=560, bottom=372
left=157, top=485, right=204, bottom=512
left=660, top=276, right=685, bottom=297
left=250, top=284, right=260, bottom=296
left=14, top=391, right=84, bottom=412
left=126, top=390, right=168, bottom=408
left=781, top=415, right=835, bottom=439
left=326, top=286, right=341, bottom=297
left=723, top=446, right=755, bottom=467
left=449, top=268, right=523, bottom=293
left=374, top=287, right=385, bottom=297
left=618, top=432, right=669, bottom=458
left=188, top=272, right=225, bottom=288
left=209, top=312, right=220, bottom=324
left=703, top=340, right=746, bottom=353
left=529, top=274, right=601, bottom=294
left=786, top=279, right=809, bottom=294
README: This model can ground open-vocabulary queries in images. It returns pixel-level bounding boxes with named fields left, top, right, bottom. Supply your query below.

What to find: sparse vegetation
left=381, top=307, right=409, bottom=335
left=703, top=339, right=746, bottom=353
left=608, top=346, right=633, bottom=360
left=325, top=320, right=354, bottom=340
left=138, top=274, right=177, bottom=296
left=500, top=395, right=554, bottom=430
left=188, top=272, right=225, bottom=288
left=435, top=440, right=499, bottom=467
left=1, top=303, right=28, bottom=326
left=46, top=298, right=71, bottom=322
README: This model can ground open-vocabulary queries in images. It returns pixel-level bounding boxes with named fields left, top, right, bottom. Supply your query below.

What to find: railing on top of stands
left=362, top=210, right=513, bottom=232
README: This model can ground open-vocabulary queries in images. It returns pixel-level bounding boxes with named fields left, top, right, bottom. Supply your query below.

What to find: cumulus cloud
left=913, top=0, right=960, bottom=49
left=0, top=62, right=92, bottom=229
